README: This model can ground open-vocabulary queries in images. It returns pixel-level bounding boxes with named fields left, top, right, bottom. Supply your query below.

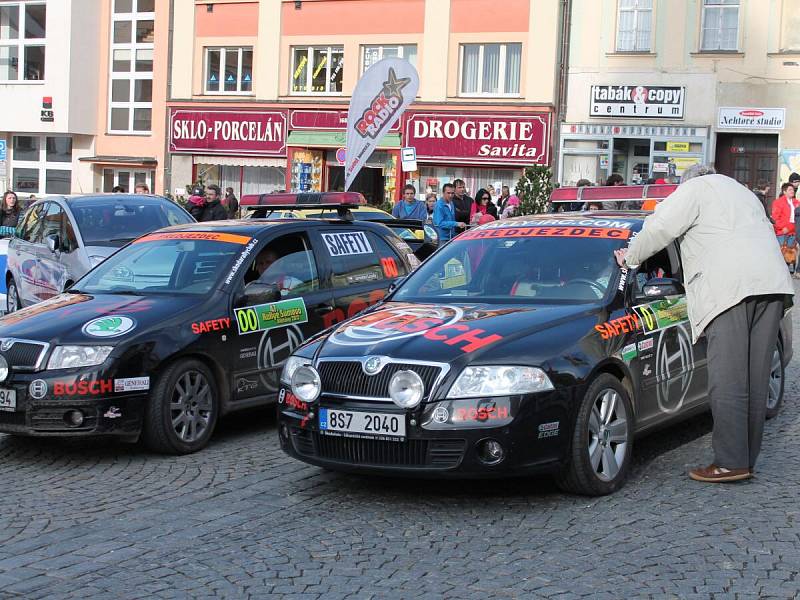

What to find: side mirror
left=46, top=234, right=60, bottom=253
left=634, top=277, right=685, bottom=302
left=239, top=282, right=281, bottom=307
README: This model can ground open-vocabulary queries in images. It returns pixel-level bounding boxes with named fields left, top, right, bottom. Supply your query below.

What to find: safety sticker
left=459, top=226, right=632, bottom=241
left=234, top=298, right=309, bottom=335
left=134, top=231, right=253, bottom=245
left=321, top=231, right=374, bottom=256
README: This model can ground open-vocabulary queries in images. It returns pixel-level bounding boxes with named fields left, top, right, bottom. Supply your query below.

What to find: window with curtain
left=361, top=45, right=417, bottom=73
left=460, top=43, right=521, bottom=96
left=616, top=0, right=653, bottom=52
left=701, top=0, right=740, bottom=51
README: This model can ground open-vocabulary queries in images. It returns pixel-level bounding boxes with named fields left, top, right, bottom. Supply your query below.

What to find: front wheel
left=556, top=374, right=634, bottom=496
left=142, top=359, right=219, bottom=454
left=766, top=342, right=785, bottom=420
left=6, top=278, right=20, bottom=313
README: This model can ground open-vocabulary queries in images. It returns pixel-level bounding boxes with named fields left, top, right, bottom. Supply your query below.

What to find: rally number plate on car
left=0, top=389, right=16, bottom=412
left=319, top=408, right=405, bottom=441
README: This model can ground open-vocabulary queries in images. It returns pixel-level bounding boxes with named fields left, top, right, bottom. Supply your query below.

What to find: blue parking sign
left=0, top=140, right=6, bottom=161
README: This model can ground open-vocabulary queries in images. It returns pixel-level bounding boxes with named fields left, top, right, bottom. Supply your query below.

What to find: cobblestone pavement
left=1, top=294, right=799, bottom=599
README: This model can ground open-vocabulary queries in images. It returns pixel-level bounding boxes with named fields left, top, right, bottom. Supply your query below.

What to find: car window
left=633, top=248, right=673, bottom=293
left=18, top=203, right=47, bottom=243
left=63, top=214, right=79, bottom=252
left=41, top=202, right=65, bottom=244
left=77, top=236, right=245, bottom=295
left=369, top=232, right=408, bottom=279
left=394, top=231, right=628, bottom=304
left=69, top=198, right=192, bottom=247
left=321, top=229, right=395, bottom=288
left=244, top=233, right=319, bottom=299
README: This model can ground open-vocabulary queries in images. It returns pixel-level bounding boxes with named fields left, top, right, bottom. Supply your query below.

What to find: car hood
left=315, top=301, right=598, bottom=364
left=0, top=293, right=200, bottom=344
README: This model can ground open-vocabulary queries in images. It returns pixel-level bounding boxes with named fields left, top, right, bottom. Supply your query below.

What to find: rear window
left=70, top=198, right=193, bottom=246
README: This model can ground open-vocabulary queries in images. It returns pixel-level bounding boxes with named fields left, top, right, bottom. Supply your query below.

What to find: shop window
left=0, top=2, right=46, bottom=81
left=108, top=0, right=154, bottom=133
left=290, top=150, right=323, bottom=192
left=700, top=0, right=739, bottom=51
left=291, top=46, right=343, bottom=95
left=616, top=0, right=652, bottom=52
left=204, top=47, right=253, bottom=94
left=362, top=44, right=417, bottom=73
left=11, top=135, right=71, bottom=195
left=102, top=168, right=154, bottom=193
left=459, top=43, right=521, bottom=97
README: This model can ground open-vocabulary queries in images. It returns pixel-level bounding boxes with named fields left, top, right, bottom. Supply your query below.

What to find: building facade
left=167, top=0, right=561, bottom=204
left=559, top=0, right=800, bottom=191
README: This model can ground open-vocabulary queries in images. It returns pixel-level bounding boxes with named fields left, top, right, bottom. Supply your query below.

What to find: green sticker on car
left=621, top=343, right=637, bottom=362
left=633, top=296, right=688, bottom=333
left=234, top=298, right=308, bottom=335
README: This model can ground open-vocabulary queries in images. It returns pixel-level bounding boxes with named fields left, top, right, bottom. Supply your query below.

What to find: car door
left=628, top=243, right=707, bottom=428
left=35, top=201, right=70, bottom=300
left=9, top=202, right=47, bottom=306
left=314, top=227, right=408, bottom=331
left=229, top=228, right=335, bottom=403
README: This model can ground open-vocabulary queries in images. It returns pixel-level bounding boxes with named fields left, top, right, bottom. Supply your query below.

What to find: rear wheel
left=556, top=374, right=634, bottom=496
left=766, top=342, right=784, bottom=420
left=142, top=359, right=219, bottom=454
left=6, top=278, right=20, bottom=313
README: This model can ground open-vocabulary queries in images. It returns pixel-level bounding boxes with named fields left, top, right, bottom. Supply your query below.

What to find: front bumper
left=0, top=374, right=147, bottom=440
left=277, top=386, right=579, bottom=478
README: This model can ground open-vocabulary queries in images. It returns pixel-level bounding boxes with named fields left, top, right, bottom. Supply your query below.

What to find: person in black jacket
left=1, top=191, right=21, bottom=228
left=452, top=179, right=473, bottom=225
left=200, top=184, right=228, bottom=221
left=225, top=187, right=239, bottom=219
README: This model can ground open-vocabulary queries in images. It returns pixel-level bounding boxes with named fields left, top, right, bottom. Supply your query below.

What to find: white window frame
left=290, top=45, right=344, bottom=96
left=615, top=0, right=653, bottom=52
left=0, top=1, right=46, bottom=83
left=700, top=0, right=740, bottom=52
left=11, top=134, right=72, bottom=196
left=458, top=43, right=522, bottom=98
left=203, top=46, right=253, bottom=95
left=108, top=2, right=155, bottom=134
left=102, top=167, right=154, bottom=193
left=360, top=44, right=417, bottom=74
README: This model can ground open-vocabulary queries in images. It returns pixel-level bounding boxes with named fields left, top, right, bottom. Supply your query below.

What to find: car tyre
left=766, top=342, right=784, bottom=420
left=556, top=374, right=634, bottom=496
left=6, top=278, right=21, bottom=313
left=143, top=359, right=219, bottom=454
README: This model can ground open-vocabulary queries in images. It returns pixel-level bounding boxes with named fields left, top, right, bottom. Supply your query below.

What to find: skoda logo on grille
left=0, top=339, right=14, bottom=352
left=363, top=356, right=383, bottom=376
left=0, top=355, right=8, bottom=382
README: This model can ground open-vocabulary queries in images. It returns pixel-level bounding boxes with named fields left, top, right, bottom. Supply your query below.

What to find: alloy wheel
left=587, top=388, right=629, bottom=482
left=169, top=370, right=213, bottom=443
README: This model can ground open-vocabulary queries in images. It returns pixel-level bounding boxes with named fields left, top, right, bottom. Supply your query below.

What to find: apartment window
left=109, top=0, right=154, bottom=133
left=291, top=46, right=343, bottom=94
left=11, top=135, right=71, bottom=195
left=205, top=47, right=253, bottom=94
left=362, top=44, right=417, bottom=73
left=616, top=0, right=652, bottom=52
left=781, top=0, right=800, bottom=51
left=0, top=2, right=46, bottom=81
left=460, top=43, right=521, bottom=97
left=700, top=0, right=740, bottom=51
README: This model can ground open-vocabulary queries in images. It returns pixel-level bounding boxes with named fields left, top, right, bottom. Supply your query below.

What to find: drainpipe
left=163, top=0, right=175, bottom=198
left=552, top=0, right=573, bottom=185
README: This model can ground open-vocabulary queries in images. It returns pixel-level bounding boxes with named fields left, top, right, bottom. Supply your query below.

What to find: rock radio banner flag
left=345, top=58, right=419, bottom=191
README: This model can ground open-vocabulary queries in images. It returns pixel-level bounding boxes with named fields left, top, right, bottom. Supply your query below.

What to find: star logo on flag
left=382, top=68, right=411, bottom=99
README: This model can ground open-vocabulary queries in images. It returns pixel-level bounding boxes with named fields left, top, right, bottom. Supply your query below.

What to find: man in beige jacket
left=615, top=165, right=794, bottom=483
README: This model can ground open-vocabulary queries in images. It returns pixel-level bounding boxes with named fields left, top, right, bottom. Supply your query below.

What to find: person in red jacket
left=771, top=182, right=799, bottom=275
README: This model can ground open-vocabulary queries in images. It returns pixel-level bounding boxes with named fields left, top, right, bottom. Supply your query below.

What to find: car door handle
left=314, top=304, right=335, bottom=315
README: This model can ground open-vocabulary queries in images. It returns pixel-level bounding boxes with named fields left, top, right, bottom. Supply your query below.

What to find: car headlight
left=446, top=366, right=554, bottom=399
left=291, top=365, right=321, bottom=403
left=281, top=356, right=308, bottom=385
left=388, top=369, right=424, bottom=409
left=47, top=346, right=114, bottom=370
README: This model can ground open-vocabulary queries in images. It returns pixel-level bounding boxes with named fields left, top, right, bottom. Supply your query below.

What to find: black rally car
left=0, top=209, right=420, bottom=453
left=278, top=212, right=792, bottom=495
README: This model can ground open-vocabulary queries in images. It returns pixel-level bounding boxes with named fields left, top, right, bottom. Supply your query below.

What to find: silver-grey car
left=5, top=194, right=194, bottom=311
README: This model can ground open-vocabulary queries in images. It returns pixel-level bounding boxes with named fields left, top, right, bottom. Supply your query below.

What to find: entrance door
left=328, top=166, right=385, bottom=206
left=715, top=134, right=778, bottom=190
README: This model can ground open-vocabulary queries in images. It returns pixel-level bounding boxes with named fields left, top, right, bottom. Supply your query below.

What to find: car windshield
left=70, top=197, right=193, bottom=247
left=76, top=233, right=250, bottom=296
left=392, top=224, right=631, bottom=304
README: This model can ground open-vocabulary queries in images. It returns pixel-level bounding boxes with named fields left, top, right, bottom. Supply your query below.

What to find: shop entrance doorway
left=328, top=166, right=385, bottom=207
left=715, top=133, right=778, bottom=190
left=612, top=138, right=651, bottom=184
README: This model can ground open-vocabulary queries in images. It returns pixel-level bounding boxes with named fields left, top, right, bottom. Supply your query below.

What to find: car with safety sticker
left=0, top=211, right=419, bottom=453
left=277, top=210, right=792, bottom=495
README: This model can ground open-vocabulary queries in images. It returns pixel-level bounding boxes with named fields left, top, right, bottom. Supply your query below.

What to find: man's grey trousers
left=705, top=295, right=785, bottom=470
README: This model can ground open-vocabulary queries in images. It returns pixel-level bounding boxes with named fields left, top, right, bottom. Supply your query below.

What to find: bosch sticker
left=235, top=298, right=308, bottom=335
left=321, top=232, right=373, bottom=256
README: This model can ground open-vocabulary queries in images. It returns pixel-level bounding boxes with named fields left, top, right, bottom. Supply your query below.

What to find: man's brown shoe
left=688, top=464, right=752, bottom=482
